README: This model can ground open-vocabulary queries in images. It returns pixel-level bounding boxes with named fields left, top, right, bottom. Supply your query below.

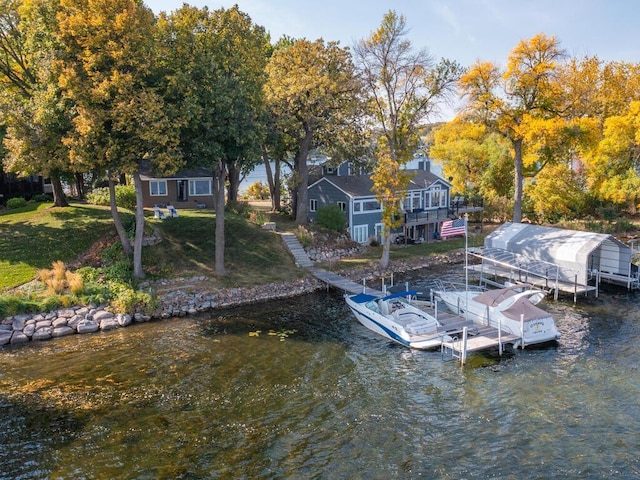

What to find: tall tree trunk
left=379, top=227, right=392, bottom=269
left=227, top=161, right=240, bottom=204
left=74, top=172, right=85, bottom=199
left=132, top=171, right=145, bottom=279
left=108, top=171, right=132, bottom=255
left=294, top=127, right=313, bottom=225
left=214, top=161, right=227, bottom=275
left=50, top=171, right=69, bottom=207
left=262, top=147, right=282, bottom=212
left=512, top=138, right=523, bottom=223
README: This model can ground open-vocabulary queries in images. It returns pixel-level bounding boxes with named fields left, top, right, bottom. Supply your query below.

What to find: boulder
left=12, top=317, right=27, bottom=331
left=117, top=314, right=132, bottom=327
left=100, top=317, right=119, bottom=331
left=23, top=324, right=35, bottom=337
left=68, top=315, right=84, bottom=329
left=52, top=326, right=75, bottom=338
left=77, top=320, right=99, bottom=334
left=10, top=331, right=29, bottom=345
left=32, top=327, right=52, bottom=341
left=57, top=308, right=76, bottom=318
left=36, top=320, right=52, bottom=330
left=0, top=330, right=12, bottom=346
left=93, top=310, right=115, bottom=322
left=52, top=317, right=68, bottom=328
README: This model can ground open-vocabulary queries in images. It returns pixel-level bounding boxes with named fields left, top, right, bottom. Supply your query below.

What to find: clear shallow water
left=1, top=265, right=639, bottom=479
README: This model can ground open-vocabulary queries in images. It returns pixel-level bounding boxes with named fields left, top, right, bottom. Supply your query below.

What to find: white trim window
left=352, top=225, right=369, bottom=243
left=337, top=201, right=347, bottom=212
left=310, top=199, right=318, bottom=212
left=189, top=179, right=212, bottom=196
left=353, top=199, right=382, bottom=214
left=150, top=180, right=167, bottom=196
left=428, top=187, right=446, bottom=208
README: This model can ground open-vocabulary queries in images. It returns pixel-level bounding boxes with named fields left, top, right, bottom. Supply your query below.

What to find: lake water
left=1, top=264, right=639, bottom=479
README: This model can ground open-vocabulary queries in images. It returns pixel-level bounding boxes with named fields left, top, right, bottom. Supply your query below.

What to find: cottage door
left=177, top=180, right=188, bottom=202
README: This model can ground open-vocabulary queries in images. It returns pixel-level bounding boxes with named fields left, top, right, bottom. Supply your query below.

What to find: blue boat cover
left=381, top=291, right=420, bottom=301
left=350, top=293, right=378, bottom=304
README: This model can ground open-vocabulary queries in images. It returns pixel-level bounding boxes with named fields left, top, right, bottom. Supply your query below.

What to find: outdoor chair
left=167, top=205, right=179, bottom=217
left=153, top=205, right=166, bottom=219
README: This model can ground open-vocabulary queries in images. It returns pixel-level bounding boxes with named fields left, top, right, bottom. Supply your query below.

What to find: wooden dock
left=311, top=268, right=383, bottom=295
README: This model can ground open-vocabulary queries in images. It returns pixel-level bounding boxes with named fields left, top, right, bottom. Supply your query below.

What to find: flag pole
left=464, top=213, right=469, bottom=321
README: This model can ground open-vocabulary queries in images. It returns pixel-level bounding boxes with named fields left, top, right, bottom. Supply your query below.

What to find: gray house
left=307, top=161, right=458, bottom=243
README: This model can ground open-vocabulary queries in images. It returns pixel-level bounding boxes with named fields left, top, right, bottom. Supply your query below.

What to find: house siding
left=308, top=179, right=349, bottom=223
left=141, top=178, right=215, bottom=209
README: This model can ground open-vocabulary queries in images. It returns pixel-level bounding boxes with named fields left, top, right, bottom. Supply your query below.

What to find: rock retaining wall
left=0, top=277, right=323, bottom=347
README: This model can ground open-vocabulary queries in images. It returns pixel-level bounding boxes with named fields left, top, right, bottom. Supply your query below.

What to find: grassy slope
left=143, top=208, right=305, bottom=288
left=0, top=203, right=118, bottom=290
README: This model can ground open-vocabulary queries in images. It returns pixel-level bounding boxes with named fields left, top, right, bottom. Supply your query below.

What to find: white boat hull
left=345, top=292, right=450, bottom=350
left=436, top=288, right=560, bottom=347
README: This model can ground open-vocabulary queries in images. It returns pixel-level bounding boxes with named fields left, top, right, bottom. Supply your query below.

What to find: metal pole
left=461, top=326, right=468, bottom=365
left=498, top=315, right=503, bottom=356
left=520, top=313, right=525, bottom=349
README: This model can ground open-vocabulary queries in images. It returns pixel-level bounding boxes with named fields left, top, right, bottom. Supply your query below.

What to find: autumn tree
left=586, top=101, right=640, bottom=213
left=430, top=120, right=514, bottom=220
left=265, top=38, right=362, bottom=225
left=354, top=10, right=462, bottom=268
left=157, top=5, right=269, bottom=275
left=0, top=0, right=71, bottom=207
left=57, top=0, right=181, bottom=278
left=458, top=33, right=566, bottom=223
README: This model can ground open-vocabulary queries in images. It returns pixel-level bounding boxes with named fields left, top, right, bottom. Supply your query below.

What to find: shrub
left=6, top=197, right=27, bottom=209
left=316, top=205, right=346, bottom=232
left=246, top=181, right=270, bottom=200
left=86, top=185, right=136, bottom=209
left=294, top=225, right=313, bottom=248
left=31, top=193, right=52, bottom=203
left=109, top=282, right=157, bottom=314
left=38, top=261, right=84, bottom=295
left=249, top=209, right=268, bottom=225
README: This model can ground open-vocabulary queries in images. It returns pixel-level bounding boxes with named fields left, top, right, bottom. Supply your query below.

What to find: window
left=428, top=187, right=445, bottom=208
left=310, top=199, right=318, bottom=212
left=404, top=191, right=422, bottom=211
left=150, top=180, right=167, bottom=196
left=337, top=201, right=346, bottom=212
left=352, top=225, right=369, bottom=243
left=189, top=179, right=212, bottom=196
left=353, top=199, right=382, bottom=214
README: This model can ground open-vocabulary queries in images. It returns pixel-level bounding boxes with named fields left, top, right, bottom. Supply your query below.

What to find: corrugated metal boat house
left=468, top=223, right=639, bottom=300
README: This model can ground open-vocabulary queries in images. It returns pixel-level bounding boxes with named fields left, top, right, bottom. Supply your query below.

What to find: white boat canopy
left=483, top=222, right=635, bottom=287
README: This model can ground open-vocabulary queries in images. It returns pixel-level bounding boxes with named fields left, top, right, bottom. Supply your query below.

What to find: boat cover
left=473, top=287, right=518, bottom=307
left=381, top=291, right=420, bottom=301
left=350, top=293, right=378, bottom=304
left=501, top=297, right=550, bottom=322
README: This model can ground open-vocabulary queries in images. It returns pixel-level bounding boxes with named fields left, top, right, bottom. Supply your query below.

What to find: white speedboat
left=345, top=291, right=452, bottom=349
left=434, top=285, right=560, bottom=347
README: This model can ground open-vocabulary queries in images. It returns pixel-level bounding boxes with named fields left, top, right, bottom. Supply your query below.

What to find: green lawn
left=0, top=203, right=119, bottom=290
left=143, top=208, right=305, bottom=287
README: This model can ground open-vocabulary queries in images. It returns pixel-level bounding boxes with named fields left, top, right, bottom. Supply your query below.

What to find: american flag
left=440, top=217, right=466, bottom=239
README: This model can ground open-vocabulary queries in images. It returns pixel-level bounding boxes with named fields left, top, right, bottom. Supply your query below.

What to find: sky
left=143, top=0, right=640, bottom=119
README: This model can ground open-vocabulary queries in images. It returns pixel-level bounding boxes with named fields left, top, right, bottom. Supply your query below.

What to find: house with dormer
left=308, top=159, right=465, bottom=243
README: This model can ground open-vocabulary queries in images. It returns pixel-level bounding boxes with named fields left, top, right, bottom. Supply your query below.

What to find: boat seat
left=378, top=300, right=390, bottom=316
left=406, top=320, right=437, bottom=335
